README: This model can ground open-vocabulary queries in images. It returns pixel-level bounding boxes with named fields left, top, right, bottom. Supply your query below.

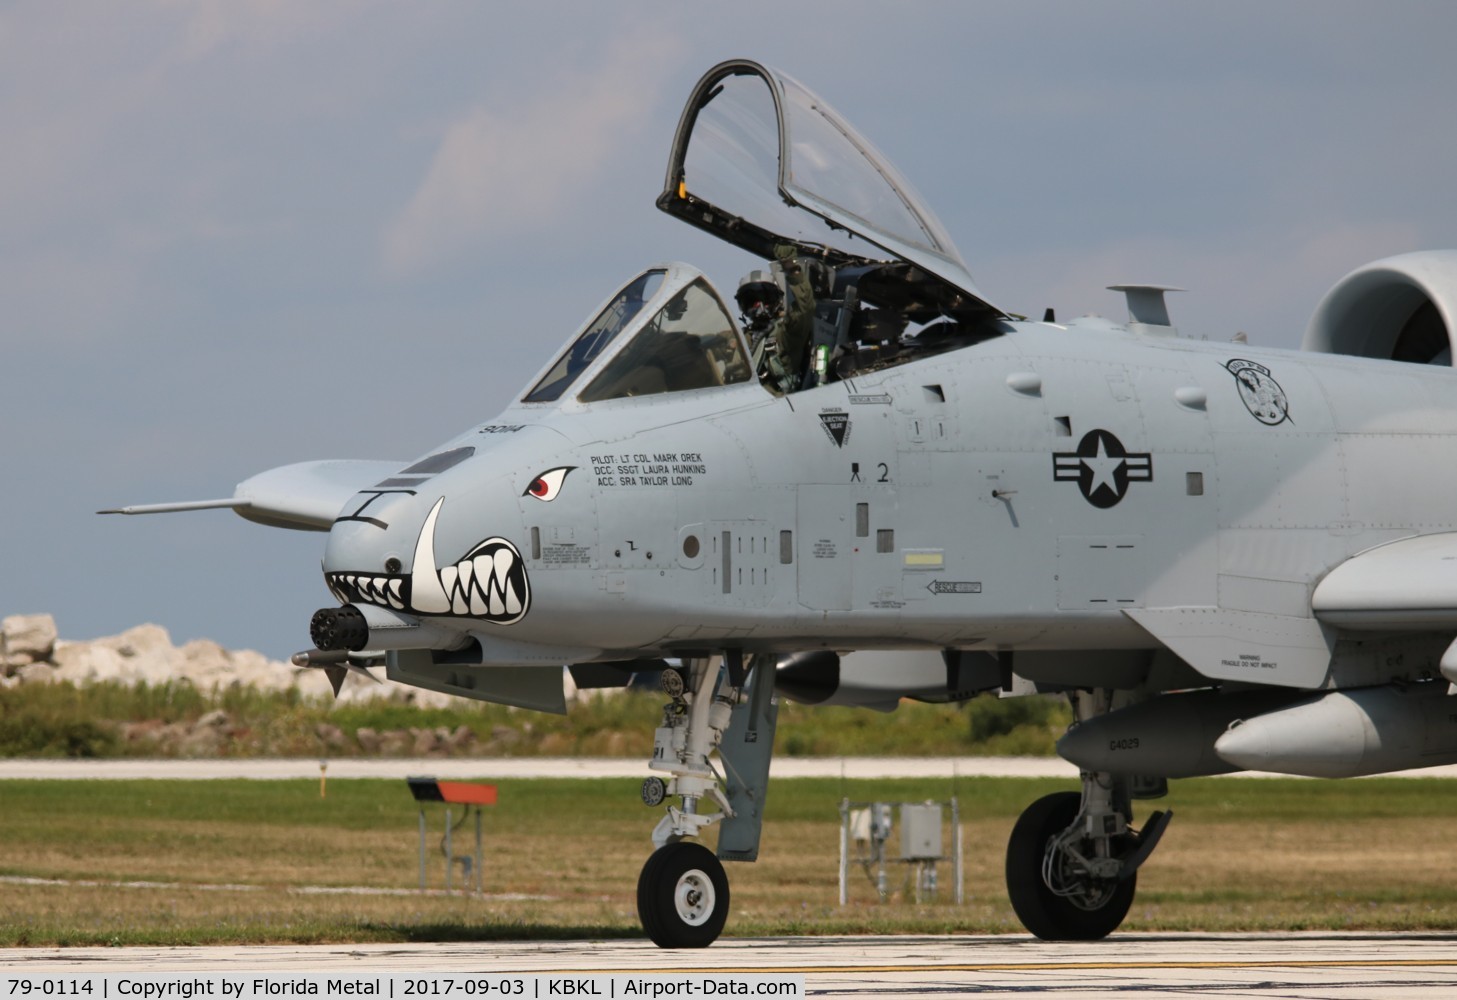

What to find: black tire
left=637, top=842, right=730, bottom=948
left=1005, top=791, right=1136, bottom=940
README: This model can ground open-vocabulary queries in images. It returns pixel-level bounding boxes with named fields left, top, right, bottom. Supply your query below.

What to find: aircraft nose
left=321, top=492, right=426, bottom=611
left=322, top=490, right=531, bottom=625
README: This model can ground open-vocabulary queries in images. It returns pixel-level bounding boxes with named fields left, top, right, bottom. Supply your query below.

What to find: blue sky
left=4, top=1, right=1455, bottom=658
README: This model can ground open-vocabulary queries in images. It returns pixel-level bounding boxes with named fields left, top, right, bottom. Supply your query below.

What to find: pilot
left=736, top=244, right=815, bottom=393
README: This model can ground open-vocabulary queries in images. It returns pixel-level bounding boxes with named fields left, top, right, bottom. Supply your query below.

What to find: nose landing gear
left=635, top=652, right=777, bottom=948
left=638, top=841, right=730, bottom=948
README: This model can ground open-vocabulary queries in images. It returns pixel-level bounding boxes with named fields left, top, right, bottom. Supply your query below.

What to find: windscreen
left=523, top=270, right=665, bottom=403
left=579, top=279, right=751, bottom=402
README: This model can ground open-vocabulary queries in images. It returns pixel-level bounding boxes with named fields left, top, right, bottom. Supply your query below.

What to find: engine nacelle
left=1303, top=250, right=1457, bottom=365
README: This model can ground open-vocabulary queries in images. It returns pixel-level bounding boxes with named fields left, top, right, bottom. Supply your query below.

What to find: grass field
left=5, top=775, right=1457, bottom=945
left=0, top=682, right=1069, bottom=758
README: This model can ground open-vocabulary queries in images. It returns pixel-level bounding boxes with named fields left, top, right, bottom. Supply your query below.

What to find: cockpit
left=522, top=266, right=753, bottom=405
left=519, top=59, right=1009, bottom=408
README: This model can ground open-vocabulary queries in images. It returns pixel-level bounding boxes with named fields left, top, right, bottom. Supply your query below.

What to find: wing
left=1123, top=533, right=1457, bottom=688
left=1124, top=607, right=1334, bottom=688
left=1312, top=532, right=1457, bottom=629
left=99, top=459, right=404, bottom=532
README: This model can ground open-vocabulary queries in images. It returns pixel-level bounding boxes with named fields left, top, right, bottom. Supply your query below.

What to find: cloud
left=159, top=0, right=359, bottom=61
left=0, top=2, right=355, bottom=347
left=381, top=29, right=684, bottom=278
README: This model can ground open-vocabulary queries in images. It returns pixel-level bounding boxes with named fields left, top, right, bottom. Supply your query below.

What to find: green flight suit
left=769, top=246, right=816, bottom=392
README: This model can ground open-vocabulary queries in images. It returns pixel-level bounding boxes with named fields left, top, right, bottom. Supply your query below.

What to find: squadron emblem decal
left=1225, top=359, right=1290, bottom=426
left=1053, top=429, right=1152, bottom=509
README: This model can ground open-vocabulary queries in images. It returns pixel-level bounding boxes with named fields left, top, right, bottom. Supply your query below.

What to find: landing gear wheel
left=637, top=842, right=729, bottom=948
left=1005, top=791, right=1136, bottom=940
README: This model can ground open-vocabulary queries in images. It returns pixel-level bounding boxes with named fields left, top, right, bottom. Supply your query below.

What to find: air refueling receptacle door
left=658, top=59, right=1001, bottom=318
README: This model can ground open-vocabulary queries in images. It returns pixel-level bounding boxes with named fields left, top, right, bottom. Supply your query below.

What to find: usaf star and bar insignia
left=1053, top=429, right=1153, bottom=508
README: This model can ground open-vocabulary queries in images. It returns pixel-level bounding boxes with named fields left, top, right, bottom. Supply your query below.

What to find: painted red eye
left=523, top=466, right=574, bottom=502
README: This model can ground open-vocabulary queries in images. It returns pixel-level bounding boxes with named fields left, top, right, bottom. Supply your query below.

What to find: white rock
left=52, top=642, right=130, bottom=684
left=228, top=649, right=286, bottom=688
left=195, top=709, right=231, bottom=730
left=29, top=616, right=475, bottom=707
left=2, top=613, right=58, bottom=665
left=180, top=727, right=225, bottom=756
left=96, top=624, right=183, bottom=685
left=15, top=661, right=58, bottom=685
left=98, top=623, right=174, bottom=660
left=181, top=639, right=233, bottom=684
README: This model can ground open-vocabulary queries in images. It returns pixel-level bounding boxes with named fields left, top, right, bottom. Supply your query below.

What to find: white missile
left=1213, top=683, right=1457, bottom=777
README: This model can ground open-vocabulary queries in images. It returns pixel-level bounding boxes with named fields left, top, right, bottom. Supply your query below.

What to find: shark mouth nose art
left=325, top=497, right=530, bottom=625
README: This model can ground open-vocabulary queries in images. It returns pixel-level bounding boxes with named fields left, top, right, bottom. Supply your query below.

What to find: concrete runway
left=9, top=760, right=1457, bottom=996
left=6, top=933, right=1457, bottom=997
left=0, top=756, right=1078, bottom=780
left=7, top=756, right=1457, bottom=781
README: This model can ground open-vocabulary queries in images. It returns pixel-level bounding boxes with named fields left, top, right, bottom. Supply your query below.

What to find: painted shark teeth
left=321, top=496, right=530, bottom=625
left=435, top=538, right=526, bottom=624
left=325, top=571, right=411, bottom=612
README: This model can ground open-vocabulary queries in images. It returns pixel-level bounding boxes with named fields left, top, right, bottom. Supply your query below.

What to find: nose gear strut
left=636, top=651, right=778, bottom=948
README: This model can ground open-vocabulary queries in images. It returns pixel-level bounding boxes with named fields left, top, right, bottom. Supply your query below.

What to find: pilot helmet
left=735, top=270, right=783, bottom=327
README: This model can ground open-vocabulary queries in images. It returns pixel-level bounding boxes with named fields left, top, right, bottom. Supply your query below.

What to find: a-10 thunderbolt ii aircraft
left=106, top=59, right=1457, bottom=947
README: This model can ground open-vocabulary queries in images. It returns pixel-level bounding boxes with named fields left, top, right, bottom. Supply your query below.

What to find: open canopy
left=658, top=59, right=1001, bottom=317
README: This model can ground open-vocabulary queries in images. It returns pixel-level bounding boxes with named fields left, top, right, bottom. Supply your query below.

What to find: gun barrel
left=309, top=603, right=468, bottom=654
